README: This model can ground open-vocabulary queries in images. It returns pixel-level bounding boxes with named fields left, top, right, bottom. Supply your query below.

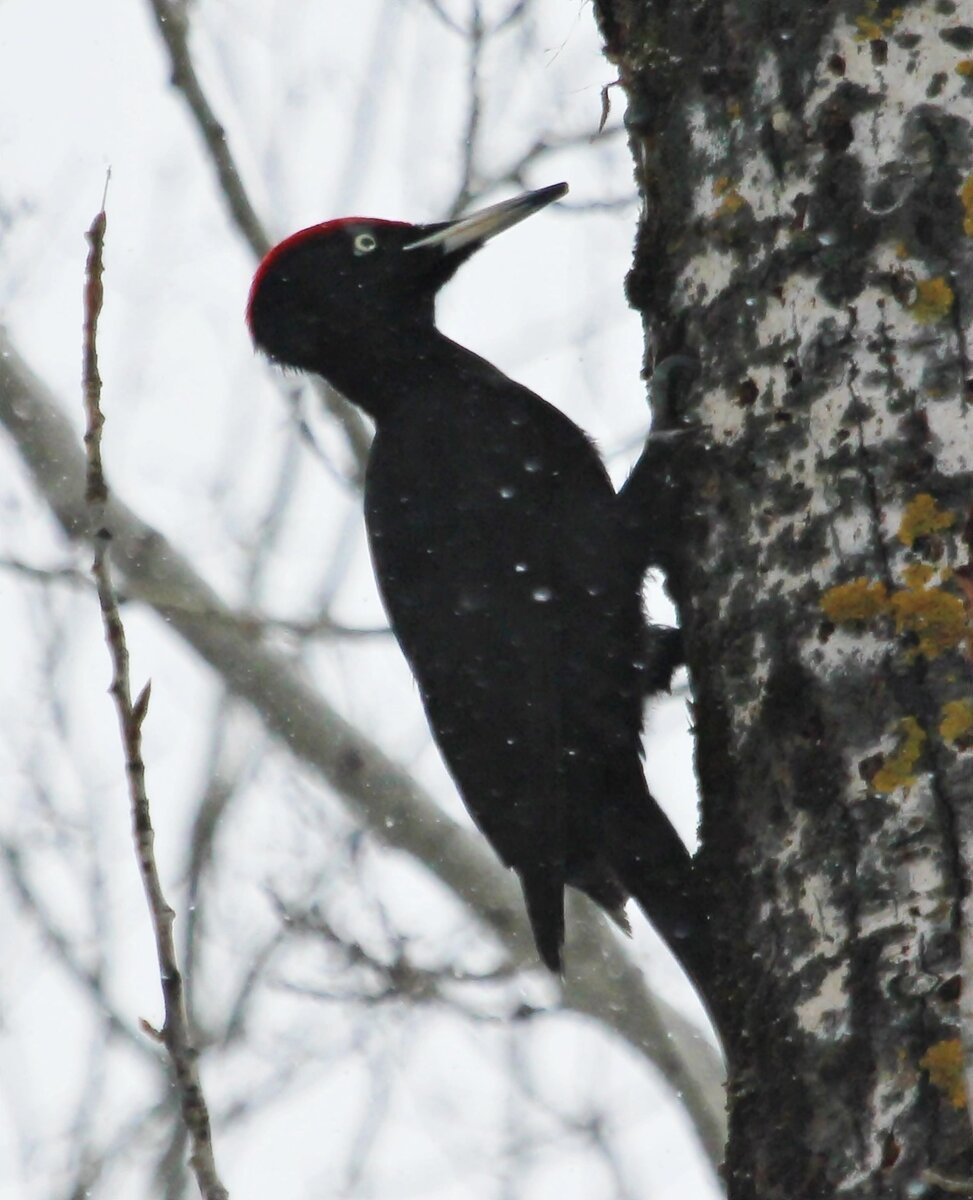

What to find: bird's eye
left=353, top=232, right=378, bottom=256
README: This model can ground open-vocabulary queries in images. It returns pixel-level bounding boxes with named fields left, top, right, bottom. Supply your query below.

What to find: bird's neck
left=314, top=327, right=488, bottom=424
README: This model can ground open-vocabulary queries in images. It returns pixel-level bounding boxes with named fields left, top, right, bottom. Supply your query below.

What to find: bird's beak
left=403, top=183, right=568, bottom=254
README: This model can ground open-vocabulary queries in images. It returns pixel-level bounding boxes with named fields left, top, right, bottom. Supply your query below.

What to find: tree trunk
left=597, top=0, right=973, bottom=1194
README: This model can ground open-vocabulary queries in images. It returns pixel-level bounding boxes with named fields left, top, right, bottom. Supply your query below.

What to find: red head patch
left=246, top=218, right=410, bottom=334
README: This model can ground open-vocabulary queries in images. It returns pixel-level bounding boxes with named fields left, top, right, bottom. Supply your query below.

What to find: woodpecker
left=247, top=184, right=702, bottom=976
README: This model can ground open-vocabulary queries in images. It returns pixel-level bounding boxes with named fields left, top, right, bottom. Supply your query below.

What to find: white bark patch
left=737, top=153, right=789, bottom=226
left=777, top=813, right=850, bottom=1032
left=853, top=281, right=951, bottom=398
left=725, top=631, right=773, bottom=740
left=927, top=397, right=973, bottom=476
left=674, top=246, right=738, bottom=309
left=804, top=628, right=891, bottom=678
left=852, top=771, right=946, bottom=945
left=818, top=12, right=973, bottom=117
left=764, top=810, right=853, bottom=1038
left=795, top=962, right=850, bottom=1036
left=753, top=51, right=782, bottom=111
left=797, top=870, right=846, bottom=951
left=705, top=386, right=750, bottom=443
left=685, top=101, right=719, bottom=191
left=819, top=507, right=874, bottom=559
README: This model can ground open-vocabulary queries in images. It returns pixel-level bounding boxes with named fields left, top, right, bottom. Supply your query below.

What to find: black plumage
left=247, top=185, right=700, bottom=974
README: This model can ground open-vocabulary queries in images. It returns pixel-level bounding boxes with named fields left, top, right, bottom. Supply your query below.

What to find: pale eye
left=353, top=232, right=378, bottom=256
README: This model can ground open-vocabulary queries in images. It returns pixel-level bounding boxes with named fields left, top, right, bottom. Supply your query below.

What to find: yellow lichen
left=910, top=276, right=955, bottom=323
left=872, top=717, right=926, bottom=793
left=855, top=15, right=884, bottom=39
left=818, top=500, right=966, bottom=659
left=889, top=587, right=967, bottom=657
left=895, top=240, right=910, bottom=259
left=940, top=699, right=973, bottom=745
left=898, top=494, right=956, bottom=547
left=713, top=176, right=746, bottom=216
left=962, top=175, right=973, bottom=235
left=820, top=578, right=889, bottom=623
left=854, top=3, right=902, bottom=39
left=902, top=562, right=936, bottom=589
left=957, top=59, right=973, bottom=78
left=920, top=1039, right=968, bottom=1110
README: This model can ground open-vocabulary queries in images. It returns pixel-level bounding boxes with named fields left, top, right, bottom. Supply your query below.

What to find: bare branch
left=0, top=553, right=389, bottom=641
left=213, top=607, right=392, bottom=641
left=81, top=204, right=229, bottom=1200
left=143, top=0, right=372, bottom=483
left=0, top=556, right=92, bottom=590
left=494, top=1, right=531, bottom=33
left=145, top=1, right=267, bottom=259
left=423, top=0, right=465, bottom=35
left=456, top=124, right=627, bottom=209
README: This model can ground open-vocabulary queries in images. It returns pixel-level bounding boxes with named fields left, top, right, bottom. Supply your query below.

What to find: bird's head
left=246, top=183, right=567, bottom=380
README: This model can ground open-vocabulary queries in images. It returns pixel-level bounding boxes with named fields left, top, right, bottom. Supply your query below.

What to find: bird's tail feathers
left=606, top=776, right=711, bottom=992
left=519, top=868, right=565, bottom=975
left=572, top=863, right=632, bottom=936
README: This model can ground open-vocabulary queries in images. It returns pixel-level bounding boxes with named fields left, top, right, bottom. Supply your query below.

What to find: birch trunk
left=597, top=1, right=973, bottom=1194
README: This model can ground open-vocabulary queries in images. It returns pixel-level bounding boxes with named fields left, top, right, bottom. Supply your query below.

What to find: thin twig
left=0, top=556, right=93, bottom=589
left=82, top=201, right=229, bottom=1200
left=449, top=0, right=485, bottom=218
left=490, top=124, right=626, bottom=190
left=423, top=0, right=465, bottom=35
left=0, top=839, right=148, bottom=1057
left=0, top=553, right=388, bottom=640
left=494, top=0, right=531, bottom=32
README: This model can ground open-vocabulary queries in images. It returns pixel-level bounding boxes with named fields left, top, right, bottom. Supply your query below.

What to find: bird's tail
left=605, top=768, right=712, bottom=999
left=519, top=868, right=565, bottom=975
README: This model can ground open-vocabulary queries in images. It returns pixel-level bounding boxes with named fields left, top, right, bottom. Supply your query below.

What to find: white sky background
left=0, top=1, right=715, bottom=1196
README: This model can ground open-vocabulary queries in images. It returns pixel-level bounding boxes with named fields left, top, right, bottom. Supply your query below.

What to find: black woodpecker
left=247, top=184, right=702, bottom=978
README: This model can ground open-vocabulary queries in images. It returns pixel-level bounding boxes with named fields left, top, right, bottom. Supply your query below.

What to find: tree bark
left=598, top=0, right=973, bottom=1194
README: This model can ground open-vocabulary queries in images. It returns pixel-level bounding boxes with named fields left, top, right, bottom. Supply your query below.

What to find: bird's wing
left=365, top=388, right=625, bottom=882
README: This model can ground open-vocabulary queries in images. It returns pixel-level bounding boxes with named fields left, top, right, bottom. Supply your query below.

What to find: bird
left=247, top=183, right=703, bottom=977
